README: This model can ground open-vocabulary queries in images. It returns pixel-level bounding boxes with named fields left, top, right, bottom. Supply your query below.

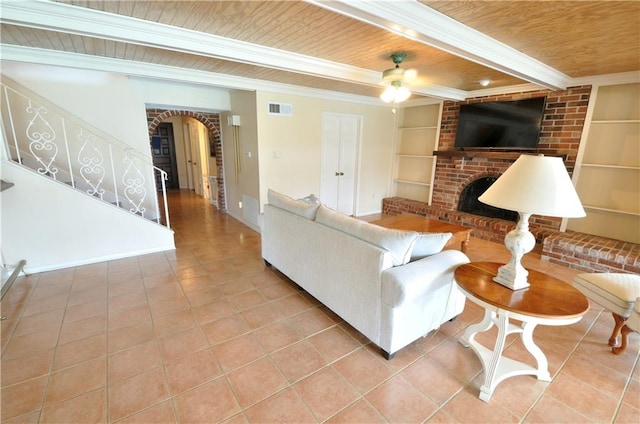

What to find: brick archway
left=146, top=108, right=226, bottom=212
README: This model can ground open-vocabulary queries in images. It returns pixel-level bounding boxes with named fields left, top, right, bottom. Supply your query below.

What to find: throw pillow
left=268, top=189, right=321, bottom=220
left=298, top=194, right=321, bottom=205
left=410, top=232, right=452, bottom=261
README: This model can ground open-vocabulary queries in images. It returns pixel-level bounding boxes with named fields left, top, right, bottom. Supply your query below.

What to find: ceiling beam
left=309, top=0, right=571, bottom=91
left=0, top=0, right=467, bottom=100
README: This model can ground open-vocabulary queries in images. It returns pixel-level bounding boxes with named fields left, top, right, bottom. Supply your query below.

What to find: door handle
left=339, top=172, right=344, bottom=176
left=335, top=172, right=340, bottom=176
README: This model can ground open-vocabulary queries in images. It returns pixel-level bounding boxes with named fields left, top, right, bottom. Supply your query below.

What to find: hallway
left=1, top=190, right=638, bottom=423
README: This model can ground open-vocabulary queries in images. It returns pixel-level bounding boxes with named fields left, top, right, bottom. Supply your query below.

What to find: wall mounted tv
left=454, top=97, right=546, bottom=150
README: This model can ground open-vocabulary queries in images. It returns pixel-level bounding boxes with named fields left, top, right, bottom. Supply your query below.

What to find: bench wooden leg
left=609, top=313, right=627, bottom=347
left=612, top=325, right=632, bottom=355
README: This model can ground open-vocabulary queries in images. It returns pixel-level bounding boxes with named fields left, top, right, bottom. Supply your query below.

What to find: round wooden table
left=455, top=262, right=589, bottom=402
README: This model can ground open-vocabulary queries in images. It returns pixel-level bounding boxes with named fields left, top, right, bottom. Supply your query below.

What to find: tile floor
left=1, top=190, right=639, bottom=423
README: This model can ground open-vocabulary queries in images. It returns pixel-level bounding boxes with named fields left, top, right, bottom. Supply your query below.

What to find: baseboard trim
left=22, top=244, right=176, bottom=274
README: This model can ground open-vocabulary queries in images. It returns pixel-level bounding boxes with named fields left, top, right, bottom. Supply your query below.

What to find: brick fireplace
left=457, top=176, right=518, bottom=222
left=385, top=86, right=591, bottom=238
left=383, top=85, right=640, bottom=273
left=434, top=86, right=590, bottom=229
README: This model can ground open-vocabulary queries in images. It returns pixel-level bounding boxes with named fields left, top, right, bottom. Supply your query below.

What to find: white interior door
left=320, top=113, right=361, bottom=215
left=183, top=123, right=194, bottom=190
left=188, top=123, right=203, bottom=195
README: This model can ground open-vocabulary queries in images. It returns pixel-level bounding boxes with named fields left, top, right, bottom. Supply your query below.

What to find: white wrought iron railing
left=1, top=77, right=170, bottom=229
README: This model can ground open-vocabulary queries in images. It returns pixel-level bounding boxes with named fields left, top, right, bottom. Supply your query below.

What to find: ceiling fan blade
left=404, top=68, right=418, bottom=81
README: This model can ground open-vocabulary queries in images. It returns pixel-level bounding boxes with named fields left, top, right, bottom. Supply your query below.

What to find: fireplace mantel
left=433, top=150, right=567, bottom=161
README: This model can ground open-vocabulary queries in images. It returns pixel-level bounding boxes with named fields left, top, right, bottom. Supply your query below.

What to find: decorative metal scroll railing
left=0, top=78, right=170, bottom=229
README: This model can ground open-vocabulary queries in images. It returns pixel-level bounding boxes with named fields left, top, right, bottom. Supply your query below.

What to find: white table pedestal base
left=459, top=309, right=552, bottom=402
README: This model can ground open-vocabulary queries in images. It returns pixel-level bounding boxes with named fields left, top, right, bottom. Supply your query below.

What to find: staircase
left=1, top=76, right=170, bottom=227
left=0, top=76, right=174, bottom=274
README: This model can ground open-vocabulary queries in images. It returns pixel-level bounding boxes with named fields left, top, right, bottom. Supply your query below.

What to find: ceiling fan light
left=395, top=86, right=411, bottom=102
left=380, top=86, right=397, bottom=102
left=380, top=85, right=411, bottom=103
left=380, top=52, right=412, bottom=103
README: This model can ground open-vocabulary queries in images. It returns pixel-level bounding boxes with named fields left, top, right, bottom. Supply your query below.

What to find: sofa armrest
left=381, top=250, right=470, bottom=308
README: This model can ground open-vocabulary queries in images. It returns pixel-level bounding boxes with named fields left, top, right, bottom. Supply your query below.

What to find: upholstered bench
left=572, top=273, right=640, bottom=353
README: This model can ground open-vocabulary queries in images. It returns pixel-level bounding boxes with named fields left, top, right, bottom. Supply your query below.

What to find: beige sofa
left=261, top=189, right=470, bottom=359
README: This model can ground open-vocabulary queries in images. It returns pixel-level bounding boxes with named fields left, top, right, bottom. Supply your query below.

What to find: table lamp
left=478, top=154, right=586, bottom=290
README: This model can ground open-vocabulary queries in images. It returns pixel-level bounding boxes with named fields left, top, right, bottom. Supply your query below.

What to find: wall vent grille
left=267, top=102, right=292, bottom=116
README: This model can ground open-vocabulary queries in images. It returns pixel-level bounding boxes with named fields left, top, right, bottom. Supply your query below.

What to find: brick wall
left=432, top=86, right=591, bottom=233
left=542, top=231, right=640, bottom=274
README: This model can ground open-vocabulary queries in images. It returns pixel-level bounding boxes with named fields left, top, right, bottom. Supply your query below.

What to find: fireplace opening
left=458, top=177, right=519, bottom=222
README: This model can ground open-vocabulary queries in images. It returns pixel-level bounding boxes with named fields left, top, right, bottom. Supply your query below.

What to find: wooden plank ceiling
left=1, top=0, right=638, bottom=100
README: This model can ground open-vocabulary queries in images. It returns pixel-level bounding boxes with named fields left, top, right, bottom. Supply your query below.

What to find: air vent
left=267, top=102, right=292, bottom=116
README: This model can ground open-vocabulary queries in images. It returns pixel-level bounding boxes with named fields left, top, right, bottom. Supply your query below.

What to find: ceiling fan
left=380, top=53, right=417, bottom=103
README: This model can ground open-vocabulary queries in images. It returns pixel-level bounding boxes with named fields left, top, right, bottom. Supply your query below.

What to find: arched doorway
left=147, top=108, right=226, bottom=212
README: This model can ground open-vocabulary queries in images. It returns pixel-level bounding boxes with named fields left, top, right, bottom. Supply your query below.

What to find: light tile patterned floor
left=1, top=190, right=639, bottom=423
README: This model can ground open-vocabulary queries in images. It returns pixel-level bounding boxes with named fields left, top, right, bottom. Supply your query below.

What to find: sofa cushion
left=410, top=232, right=453, bottom=261
left=268, top=189, right=321, bottom=220
left=572, top=273, right=640, bottom=317
left=316, top=205, right=417, bottom=266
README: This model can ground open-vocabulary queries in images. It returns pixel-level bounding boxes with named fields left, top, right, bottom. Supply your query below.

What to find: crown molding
left=309, top=0, right=571, bottom=91
left=569, top=71, right=640, bottom=87
left=0, top=44, right=385, bottom=106
left=466, top=83, right=547, bottom=99
left=401, top=97, right=444, bottom=107
left=0, top=0, right=466, bottom=101
left=465, top=71, right=640, bottom=99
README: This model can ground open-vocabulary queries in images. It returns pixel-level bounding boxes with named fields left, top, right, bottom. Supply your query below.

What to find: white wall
left=222, top=90, right=259, bottom=227
left=1, top=161, right=174, bottom=273
left=129, top=77, right=230, bottom=112
left=2, top=62, right=151, bottom=155
left=255, top=91, right=396, bottom=215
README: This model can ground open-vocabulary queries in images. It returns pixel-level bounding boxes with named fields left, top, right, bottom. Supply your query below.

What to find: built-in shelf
left=394, top=179, right=431, bottom=186
left=581, top=163, right=639, bottom=170
left=583, top=205, right=640, bottom=216
left=398, top=126, right=438, bottom=130
left=396, top=154, right=435, bottom=159
left=392, top=103, right=442, bottom=205
left=591, top=119, right=640, bottom=124
left=567, top=82, right=640, bottom=244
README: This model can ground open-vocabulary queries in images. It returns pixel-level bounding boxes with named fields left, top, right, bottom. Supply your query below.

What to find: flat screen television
left=454, top=97, right=546, bottom=150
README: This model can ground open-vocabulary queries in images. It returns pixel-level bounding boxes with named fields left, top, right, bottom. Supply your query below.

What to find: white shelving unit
left=568, top=82, right=640, bottom=243
left=392, top=103, right=442, bottom=204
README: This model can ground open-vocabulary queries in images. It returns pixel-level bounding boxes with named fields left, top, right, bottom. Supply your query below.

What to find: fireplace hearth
left=458, top=177, right=518, bottom=222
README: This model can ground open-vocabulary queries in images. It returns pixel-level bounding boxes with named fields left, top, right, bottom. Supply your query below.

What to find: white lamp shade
left=478, top=154, right=586, bottom=218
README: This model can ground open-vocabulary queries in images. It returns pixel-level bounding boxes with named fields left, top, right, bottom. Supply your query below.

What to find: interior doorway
left=147, top=109, right=226, bottom=212
left=151, top=123, right=179, bottom=189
